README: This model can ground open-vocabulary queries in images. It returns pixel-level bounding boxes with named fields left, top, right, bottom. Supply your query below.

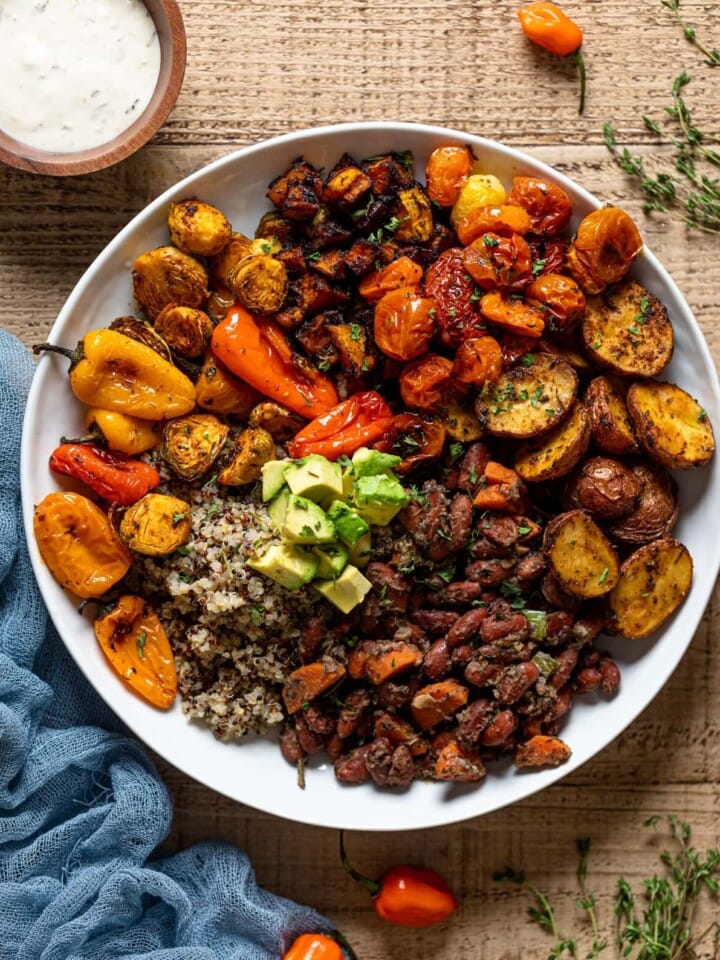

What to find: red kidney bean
left=466, top=558, right=516, bottom=586
left=410, top=609, right=461, bottom=635
left=480, top=709, right=518, bottom=746
left=599, top=657, right=621, bottom=694
left=294, top=714, right=326, bottom=754
left=573, top=667, right=603, bottom=694
left=447, top=606, right=488, bottom=649
left=550, top=647, right=579, bottom=690
left=480, top=611, right=530, bottom=646
left=337, top=688, right=372, bottom=740
left=464, top=658, right=503, bottom=688
left=495, top=661, right=541, bottom=705
left=424, top=638, right=452, bottom=680
left=279, top=727, right=305, bottom=764
left=456, top=697, right=493, bottom=747
left=334, top=744, right=373, bottom=784
left=366, top=561, right=412, bottom=612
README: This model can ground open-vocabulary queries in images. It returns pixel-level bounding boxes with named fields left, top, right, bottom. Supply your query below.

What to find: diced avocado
left=261, top=459, right=289, bottom=502
left=248, top=542, right=318, bottom=589
left=312, top=542, right=349, bottom=579
left=353, top=474, right=409, bottom=526
left=282, top=495, right=337, bottom=544
left=326, top=500, right=370, bottom=546
left=313, top=563, right=372, bottom=613
left=350, top=446, right=402, bottom=477
left=284, top=454, right=344, bottom=506
left=347, top=531, right=372, bottom=569
left=267, top=487, right=290, bottom=533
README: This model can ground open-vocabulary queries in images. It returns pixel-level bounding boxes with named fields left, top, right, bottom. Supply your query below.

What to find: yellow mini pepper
left=34, top=328, right=196, bottom=420
left=85, top=407, right=161, bottom=456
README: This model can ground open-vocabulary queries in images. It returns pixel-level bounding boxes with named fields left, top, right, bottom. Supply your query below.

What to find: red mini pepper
left=340, top=831, right=458, bottom=928
left=287, top=391, right=394, bottom=461
left=49, top=443, right=161, bottom=506
left=211, top=305, right=339, bottom=418
left=518, top=2, right=587, bottom=114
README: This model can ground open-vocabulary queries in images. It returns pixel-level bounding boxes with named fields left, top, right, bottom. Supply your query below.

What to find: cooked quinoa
left=133, top=478, right=319, bottom=740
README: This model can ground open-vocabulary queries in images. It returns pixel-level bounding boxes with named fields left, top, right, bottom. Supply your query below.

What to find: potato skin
left=606, top=460, right=679, bottom=545
left=627, top=380, right=715, bottom=470
left=584, top=375, right=640, bottom=456
left=564, top=456, right=643, bottom=521
left=132, top=246, right=209, bottom=321
left=606, top=537, right=693, bottom=639
left=168, top=199, right=232, bottom=257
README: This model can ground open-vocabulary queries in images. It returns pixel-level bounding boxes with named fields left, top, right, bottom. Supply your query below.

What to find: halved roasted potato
left=168, top=199, right=232, bottom=257
left=606, top=460, right=679, bottom=545
left=120, top=493, right=192, bottom=556
left=543, top=509, right=620, bottom=598
left=584, top=375, right=640, bottom=456
left=132, top=246, right=209, bottom=321
left=476, top=354, right=578, bottom=439
left=229, top=254, right=288, bottom=315
left=162, top=413, right=229, bottom=481
left=443, top=402, right=484, bottom=442
left=217, top=427, right=276, bottom=486
left=514, top=400, right=591, bottom=482
left=581, top=280, right=673, bottom=378
left=627, top=380, right=715, bottom=470
left=606, top=537, right=693, bottom=638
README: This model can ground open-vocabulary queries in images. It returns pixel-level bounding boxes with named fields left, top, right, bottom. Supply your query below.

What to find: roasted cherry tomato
left=287, top=391, right=394, bottom=461
left=480, top=291, right=546, bottom=338
left=455, top=204, right=532, bottom=246
left=526, top=272, right=586, bottom=336
left=527, top=236, right=569, bottom=277
left=373, top=286, right=436, bottom=361
left=375, top=413, right=447, bottom=475
left=566, top=206, right=643, bottom=294
left=500, top=333, right=541, bottom=367
left=462, top=232, right=533, bottom=290
left=358, top=255, right=423, bottom=301
left=424, top=248, right=484, bottom=347
left=451, top=336, right=504, bottom=388
left=424, top=144, right=474, bottom=207
left=506, top=176, right=573, bottom=235
left=399, top=354, right=454, bottom=412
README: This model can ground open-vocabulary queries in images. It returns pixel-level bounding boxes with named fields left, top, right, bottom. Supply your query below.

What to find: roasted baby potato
left=162, top=413, right=229, bottom=481
left=154, top=305, right=214, bottom=358
left=564, top=455, right=643, bottom=520
left=566, top=206, right=643, bottom=294
left=606, top=537, right=693, bottom=639
left=606, top=460, right=679, bottom=545
left=195, top=353, right=262, bottom=418
left=109, top=316, right=172, bottom=362
left=119, top=493, right=192, bottom=556
left=514, top=401, right=591, bottom=483
left=543, top=509, right=620, bottom=598
left=538, top=333, right=593, bottom=375
left=168, top=199, right=232, bottom=257
left=443, top=402, right=485, bottom=442
left=582, top=280, right=673, bottom=379
left=248, top=402, right=306, bottom=443
left=584, top=374, right=640, bottom=455
left=229, top=253, right=289, bottom=315
left=476, top=354, right=578, bottom=439
left=217, top=427, right=276, bottom=486
left=132, top=246, right=209, bottom=321
left=627, top=380, right=715, bottom=470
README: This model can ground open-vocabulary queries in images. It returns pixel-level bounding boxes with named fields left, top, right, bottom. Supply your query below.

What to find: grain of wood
left=2, top=2, right=719, bottom=956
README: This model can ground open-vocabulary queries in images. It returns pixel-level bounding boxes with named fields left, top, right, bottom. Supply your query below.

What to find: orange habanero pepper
left=282, top=932, right=356, bottom=960
left=211, top=305, right=339, bottom=419
left=340, top=832, right=458, bottom=928
left=518, top=2, right=586, bottom=113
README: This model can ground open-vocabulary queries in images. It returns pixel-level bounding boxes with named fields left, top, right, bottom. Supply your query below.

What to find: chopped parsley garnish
left=136, top=631, right=147, bottom=659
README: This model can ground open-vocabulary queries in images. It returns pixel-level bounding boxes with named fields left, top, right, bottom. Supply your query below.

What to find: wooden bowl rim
left=0, top=0, right=186, bottom=176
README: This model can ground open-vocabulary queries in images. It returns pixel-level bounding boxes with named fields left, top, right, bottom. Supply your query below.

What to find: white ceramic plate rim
left=21, top=121, right=720, bottom=831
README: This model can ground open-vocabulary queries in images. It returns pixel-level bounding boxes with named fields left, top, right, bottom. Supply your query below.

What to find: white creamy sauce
left=0, top=0, right=161, bottom=153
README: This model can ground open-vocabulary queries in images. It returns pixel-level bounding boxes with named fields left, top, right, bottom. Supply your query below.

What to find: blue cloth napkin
left=0, top=329, right=330, bottom=960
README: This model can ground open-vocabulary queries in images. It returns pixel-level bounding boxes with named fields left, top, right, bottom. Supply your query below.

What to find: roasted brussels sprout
left=162, top=413, right=229, bottom=481
left=229, top=254, right=288, bottom=315
left=210, top=232, right=254, bottom=287
left=132, top=246, right=209, bottom=321
left=247, top=402, right=306, bottom=443
left=196, top=353, right=262, bottom=418
left=217, top=427, right=276, bottom=486
left=168, top=199, right=232, bottom=257
left=154, top=305, right=214, bottom=358
left=108, top=316, right=173, bottom=362
left=205, top=284, right=236, bottom=325
left=119, top=493, right=192, bottom=556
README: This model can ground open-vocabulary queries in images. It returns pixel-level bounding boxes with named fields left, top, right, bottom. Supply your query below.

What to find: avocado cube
left=353, top=474, right=409, bottom=526
left=312, top=542, right=349, bottom=579
left=248, top=542, right=318, bottom=590
left=282, top=495, right=336, bottom=544
left=347, top=531, right=372, bottom=569
left=267, top=487, right=290, bottom=533
left=350, top=446, right=402, bottom=477
left=284, top=454, right=344, bottom=506
left=313, top=564, right=372, bottom=613
left=326, top=500, right=369, bottom=546
left=261, top=459, right=289, bottom=502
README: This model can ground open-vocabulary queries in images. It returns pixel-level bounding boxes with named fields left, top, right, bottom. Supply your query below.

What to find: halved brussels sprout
left=154, top=304, right=214, bottom=358
left=132, top=246, right=209, bottom=321
left=109, top=316, right=172, bottom=362
left=229, top=254, right=288, bottom=315
left=248, top=401, right=306, bottom=442
left=217, top=427, right=276, bottom=486
left=119, top=493, right=192, bottom=556
left=162, top=413, right=229, bottom=481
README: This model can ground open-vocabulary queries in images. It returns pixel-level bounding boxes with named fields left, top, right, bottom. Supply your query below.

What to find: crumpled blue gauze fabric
left=0, top=329, right=330, bottom=959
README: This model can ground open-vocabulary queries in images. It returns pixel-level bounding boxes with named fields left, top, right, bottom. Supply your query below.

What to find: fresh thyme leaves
left=604, top=29, right=720, bottom=234
left=496, top=816, right=720, bottom=960
left=661, top=0, right=720, bottom=67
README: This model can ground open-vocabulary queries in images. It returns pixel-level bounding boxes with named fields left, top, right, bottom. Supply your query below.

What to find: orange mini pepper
left=340, top=832, right=458, bottom=928
left=282, top=932, right=357, bottom=960
left=518, top=2, right=586, bottom=113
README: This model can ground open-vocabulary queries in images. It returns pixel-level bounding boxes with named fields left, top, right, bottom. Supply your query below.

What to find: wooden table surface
left=2, top=2, right=719, bottom=956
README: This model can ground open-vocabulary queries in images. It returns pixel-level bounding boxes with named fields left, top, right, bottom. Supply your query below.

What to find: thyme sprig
left=660, top=0, right=720, bottom=67
left=604, top=72, right=720, bottom=234
left=496, top=816, right=720, bottom=960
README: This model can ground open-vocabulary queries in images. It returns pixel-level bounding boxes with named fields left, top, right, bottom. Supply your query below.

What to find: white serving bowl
left=21, top=122, right=720, bottom=831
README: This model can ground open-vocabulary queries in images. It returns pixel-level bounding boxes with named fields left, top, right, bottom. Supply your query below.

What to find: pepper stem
left=339, top=830, right=381, bottom=897
left=574, top=50, right=586, bottom=115
left=32, top=342, right=74, bottom=361
left=330, top=929, right=359, bottom=960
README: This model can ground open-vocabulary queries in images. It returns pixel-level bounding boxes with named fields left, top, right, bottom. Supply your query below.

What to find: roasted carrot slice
left=410, top=680, right=469, bottom=731
left=514, top=734, right=572, bottom=768
left=374, top=711, right=429, bottom=756
left=282, top=657, right=346, bottom=714
left=93, top=595, right=177, bottom=709
left=365, top=643, right=423, bottom=685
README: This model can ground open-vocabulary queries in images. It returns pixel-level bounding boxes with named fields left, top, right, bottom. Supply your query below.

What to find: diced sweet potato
left=514, top=734, right=572, bottom=768
left=410, top=680, right=469, bottom=731
left=282, top=657, right=346, bottom=714
left=365, top=642, right=423, bottom=685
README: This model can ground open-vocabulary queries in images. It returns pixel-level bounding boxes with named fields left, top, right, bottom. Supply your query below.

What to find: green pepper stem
left=574, top=50, right=586, bottom=115
left=339, top=830, right=381, bottom=897
left=32, top=341, right=74, bottom=361
left=330, top=929, right=359, bottom=960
